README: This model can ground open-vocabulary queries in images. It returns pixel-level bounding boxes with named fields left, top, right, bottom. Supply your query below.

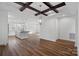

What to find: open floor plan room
left=0, top=2, right=79, bottom=56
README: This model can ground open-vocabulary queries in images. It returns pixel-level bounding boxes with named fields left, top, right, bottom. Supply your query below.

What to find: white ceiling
left=0, top=2, right=78, bottom=23
left=30, top=2, right=49, bottom=11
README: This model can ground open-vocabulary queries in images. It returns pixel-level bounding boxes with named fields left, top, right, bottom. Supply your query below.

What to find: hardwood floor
left=0, top=36, right=77, bottom=56
left=0, top=45, right=5, bottom=56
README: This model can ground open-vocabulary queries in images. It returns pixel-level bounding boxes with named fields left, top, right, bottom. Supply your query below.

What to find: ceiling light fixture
left=39, top=19, right=42, bottom=23
left=39, top=5, right=42, bottom=25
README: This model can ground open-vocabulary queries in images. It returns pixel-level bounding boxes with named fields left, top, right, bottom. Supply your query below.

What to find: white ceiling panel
left=30, top=2, right=49, bottom=11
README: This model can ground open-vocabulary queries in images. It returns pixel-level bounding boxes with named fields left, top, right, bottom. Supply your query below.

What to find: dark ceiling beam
left=20, top=2, right=33, bottom=11
left=35, top=8, right=50, bottom=16
left=14, top=2, right=48, bottom=16
left=53, top=2, right=66, bottom=8
left=27, top=6, right=48, bottom=16
left=43, top=2, right=58, bottom=13
left=35, top=2, right=66, bottom=16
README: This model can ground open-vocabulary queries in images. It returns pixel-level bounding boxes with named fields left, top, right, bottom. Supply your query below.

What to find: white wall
left=8, top=23, right=16, bottom=36
left=8, top=13, right=26, bottom=36
left=8, top=17, right=40, bottom=36
left=59, top=17, right=76, bottom=41
left=77, top=4, right=79, bottom=55
left=24, top=18, right=40, bottom=33
left=0, top=12, right=8, bottom=45
left=40, top=17, right=58, bottom=41
left=40, top=16, right=76, bottom=42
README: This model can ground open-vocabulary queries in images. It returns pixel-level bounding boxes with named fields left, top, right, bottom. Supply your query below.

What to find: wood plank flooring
left=0, top=36, right=77, bottom=56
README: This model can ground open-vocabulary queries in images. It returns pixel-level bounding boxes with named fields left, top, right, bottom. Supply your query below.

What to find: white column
left=0, top=11, right=8, bottom=45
